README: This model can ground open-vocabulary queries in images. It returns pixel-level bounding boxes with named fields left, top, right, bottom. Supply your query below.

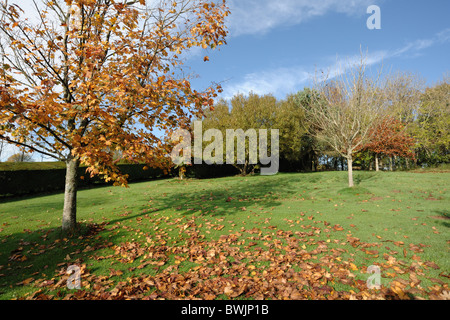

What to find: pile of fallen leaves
left=15, top=215, right=449, bottom=300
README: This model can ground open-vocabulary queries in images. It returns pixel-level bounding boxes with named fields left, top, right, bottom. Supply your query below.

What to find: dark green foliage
left=0, top=163, right=242, bottom=197
left=0, top=164, right=166, bottom=197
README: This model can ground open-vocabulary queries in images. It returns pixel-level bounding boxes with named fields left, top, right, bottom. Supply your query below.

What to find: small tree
left=301, top=55, right=386, bottom=187
left=0, top=0, right=229, bottom=232
left=357, top=117, right=415, bottom=171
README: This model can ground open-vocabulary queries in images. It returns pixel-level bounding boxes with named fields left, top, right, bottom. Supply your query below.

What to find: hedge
left=0, top=163, right=241, bottom=197
left=0, top=164, right=167, bottom=197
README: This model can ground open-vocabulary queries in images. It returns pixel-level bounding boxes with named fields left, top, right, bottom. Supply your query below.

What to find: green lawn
left=0, top=171, right=448, bottom=300
left=0, top=161, right=67, bottom=171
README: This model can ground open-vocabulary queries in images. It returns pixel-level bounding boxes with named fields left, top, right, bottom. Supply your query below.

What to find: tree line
left=201, top=59, right=449, bottom=187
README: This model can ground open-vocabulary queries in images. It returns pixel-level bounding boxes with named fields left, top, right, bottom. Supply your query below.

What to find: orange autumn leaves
left=358, top=117, right=416, bottom=159
left=19, top=215, right=449, bottom=300
left=0, top=0, right=229, bottom=185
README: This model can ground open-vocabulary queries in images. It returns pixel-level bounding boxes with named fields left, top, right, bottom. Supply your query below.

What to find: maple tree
left=0, top=0, right=229, bottom=232
left=357, top=117, right=415, bottom=171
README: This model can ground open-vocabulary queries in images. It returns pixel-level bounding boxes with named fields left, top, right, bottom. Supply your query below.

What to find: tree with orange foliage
left=0, top=0, right=229, bottom=232
left=358, top=117, right=415, bottom=171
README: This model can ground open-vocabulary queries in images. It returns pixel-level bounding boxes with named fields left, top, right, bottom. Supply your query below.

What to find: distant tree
left=384, top=71, right=424, bottom=125
left=412, top=78, right=450, bottom=165
left=202, top=92, right=278, bottom=175
left=290, top=88, right=326, bottom=172
left=300, top=55, right=386, bottom=187
left=357, top=117, right=415, bottom=171
left=6, top=152, right=33, bottom=162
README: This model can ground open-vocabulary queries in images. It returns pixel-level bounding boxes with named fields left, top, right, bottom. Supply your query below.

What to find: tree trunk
left=375, top=154, right=379, bottom=171
left=347, top=151, right=354, bottom=187
left=234, top=164, right=247, bottom=176
left=179, top=166, right=185, bottom=180
left=389, top=157, right=393, bottom=171
left=62, top=157, right=80, bottom=233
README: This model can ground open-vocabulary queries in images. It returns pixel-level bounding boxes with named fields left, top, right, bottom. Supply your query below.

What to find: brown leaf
left=17, top=277, right=34, bottom=286
left=109, top=269, right=124, bottom=277
left=424, top=261, right=440, bottom=269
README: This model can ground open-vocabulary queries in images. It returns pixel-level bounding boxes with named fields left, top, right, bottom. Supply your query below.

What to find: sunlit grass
left=0, top=170, right=448, bottom=299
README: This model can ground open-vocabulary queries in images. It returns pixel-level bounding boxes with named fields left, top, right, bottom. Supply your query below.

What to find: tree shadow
left=0, top=223, right=100, bottom=298
left=0, top=174, right=300, bottom=298
left=149, top=175, right=299, bottom=217
left=430, top=209, right=450, bottom=228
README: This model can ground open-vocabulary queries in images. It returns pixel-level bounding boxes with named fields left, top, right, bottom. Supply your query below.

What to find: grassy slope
left=0, top=171, right=448, bottom=299
left=0, top=162, right=67, bottom=171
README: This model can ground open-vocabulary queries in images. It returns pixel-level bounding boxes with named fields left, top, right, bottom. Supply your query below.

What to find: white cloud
left=221, top=67, right=311, bottom=99
left=220, top=26, right=450, bottom=100
left=220, top=49, right=387, bottom=99
left=391, top=28, right=450, bottom=58
left=226, top=0, right=378, bottom=37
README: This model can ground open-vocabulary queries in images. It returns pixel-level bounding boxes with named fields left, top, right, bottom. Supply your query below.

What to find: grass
left=0, top=161, right=67, bottom=171
left=0, top=170, right=448, bottom=300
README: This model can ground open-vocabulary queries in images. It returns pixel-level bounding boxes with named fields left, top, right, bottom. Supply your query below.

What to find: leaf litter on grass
left=17, top=213, right=449, bottom=300
left=2, top=172, right=449, bottom=300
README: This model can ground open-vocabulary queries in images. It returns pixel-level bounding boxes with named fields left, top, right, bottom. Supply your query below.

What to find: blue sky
left=186, top=0, right=450, bottom=100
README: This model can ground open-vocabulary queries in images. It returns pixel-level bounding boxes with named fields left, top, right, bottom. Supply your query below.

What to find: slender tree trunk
left=0, top=139, right=3, bottom=161
left=62, top=157, right=80, bottom=233
left=389, top=157, right=393, bottom=171
left=179, top=165, right=185, bottom=180
left=375, top=154, right=379, bottom=172
left=347, top=150, right=354, bottom=187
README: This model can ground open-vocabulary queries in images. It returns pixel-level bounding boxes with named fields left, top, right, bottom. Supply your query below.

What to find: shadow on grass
left=150, top=175, right=300, bottom=217
left=0, top=212, right=150, bottom=299
left=431, top=210, right=450, bottom=228
left=337, top=186, right=372, bottom=196
left=0, top=223, right=100, bottom=298
left=0, top=175, right=297, bottom=298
